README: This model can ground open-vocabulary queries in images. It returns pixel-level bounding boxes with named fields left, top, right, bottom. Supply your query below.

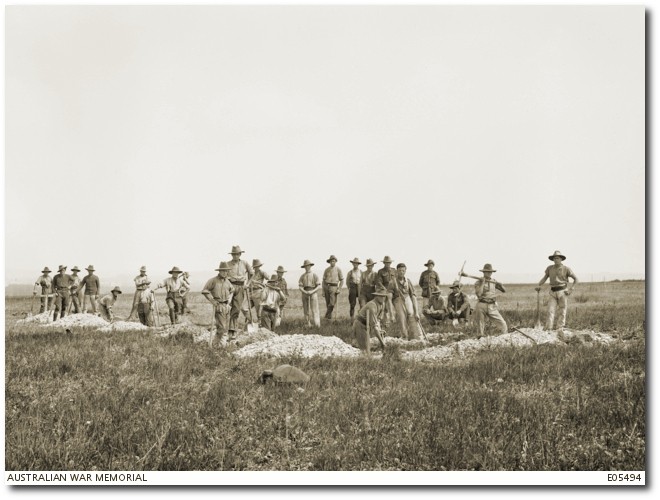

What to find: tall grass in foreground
left=5, top=282, right=645, bottom=471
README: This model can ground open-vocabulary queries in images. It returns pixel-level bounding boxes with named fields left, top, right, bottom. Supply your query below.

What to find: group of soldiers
left=33, top=246, right=578, bottom=352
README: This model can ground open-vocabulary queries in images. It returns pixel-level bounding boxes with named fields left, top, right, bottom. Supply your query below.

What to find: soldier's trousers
left=260, top=307, right=278, bottom=331
left=83, top=294, right=98, bottom=314
left=302, top=292, right=320, bottom=327
left=324, top=285, right=339, bottom=318
left=229, top=285, right=246, bottom=332
left=137, top=303, right=154, bottom=327
left=393, top=296, right=421, bottom=340
left=249, top=287, right=263, bottom=319
left=448, top=308, right=471, bottom=321
left=213, top=303, right=230, bottom=339
left=39, top=294, right=53, bottom=313
left=165, top=293, right=183, bottom=324
left=423, top=310, right=447, bottom=324
left=128, top=289, right=142, bottom=319
left=53, top=292, right=70, bottom=320
left=547, top=290, right=569, bottom=330
left=348, top=284, right=365, bottom=318
left=474, top=302, right=507, bottom=336
left=70, top=292, right=81, bottom=314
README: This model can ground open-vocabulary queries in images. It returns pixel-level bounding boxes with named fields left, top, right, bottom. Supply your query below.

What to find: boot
left=169, top=310, right=176, bottom=325
left=349, top=307, right=355, bottom=318
left=325, top=306, right=333, bottom=319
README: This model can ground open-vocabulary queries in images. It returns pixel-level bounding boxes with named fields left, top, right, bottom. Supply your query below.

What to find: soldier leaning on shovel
left=353, top=284, right=389, bottom=355
left=33, top=267, right=53, bottom=314
left=299, top=259, right=321, bottom=328
left=52, top=265, right=73, bottom=321
left=126, top=266, right=149, bottom=321
left=202, top=262, right=234, bottom=347
left=153, top=266, right=186, bottom=325
left=226, top=245, right=254, bottom=340
left=79, top=265, right=100, bottom=314
left=461, top=263, right=507, bottom=337
left=536, top=250, right=579, bottom=332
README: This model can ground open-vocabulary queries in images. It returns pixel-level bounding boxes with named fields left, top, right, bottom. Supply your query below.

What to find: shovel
left=209, top=304, right=216, bottom=347
left=534, top=289, right=543, bottom=329
left=245, top=286, right=259, bottom=334
left=28, top=294, right=35, bottom=317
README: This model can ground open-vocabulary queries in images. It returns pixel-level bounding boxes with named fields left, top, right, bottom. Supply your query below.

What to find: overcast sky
left=4, top=5, right=645, bottom=286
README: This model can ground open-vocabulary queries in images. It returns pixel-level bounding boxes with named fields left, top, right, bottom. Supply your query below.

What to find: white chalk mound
left=234, top=334, right=361, bottom=359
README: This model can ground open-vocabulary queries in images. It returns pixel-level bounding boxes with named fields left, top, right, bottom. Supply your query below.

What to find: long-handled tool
left=534, top=289, right=543, bottom=329
left=29, top=294, right=35, bottom=317
left=511, top=326, right=538, bottom=345
left=451, top=261, right=467, bottom=327
left=209, top=304, right=216, bottom=347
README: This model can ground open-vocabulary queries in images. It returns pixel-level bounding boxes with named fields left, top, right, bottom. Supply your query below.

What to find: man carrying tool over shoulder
left=353, top=284, right=389, bottom=355
left=227, top=245, right=254, bottom=339
left=461, top=263, right=507, bottom=337
left=52, top=265, right=73, bottom=321
left=153, top=266, right=186, bottom=325
left=33, top=267, right=53, bottom=314
left=346, top=257, right=364, bottom=319
left=536, top=250, right=578, bottom=332
left=202, top=262, right=234, bottom=347
left=322, top=255, right=344, bottom=320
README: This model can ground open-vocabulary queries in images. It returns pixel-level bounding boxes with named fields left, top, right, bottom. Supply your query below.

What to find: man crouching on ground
left=353, top=284, right=389, bottom=355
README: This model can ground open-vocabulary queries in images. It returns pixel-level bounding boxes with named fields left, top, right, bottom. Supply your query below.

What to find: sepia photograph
left=3, top=1, right=647, bottom=489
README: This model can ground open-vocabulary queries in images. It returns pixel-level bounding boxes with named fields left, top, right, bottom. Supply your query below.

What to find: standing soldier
left=180, top=271, right=191, bottom=314
left=136, top=280, right=155, bottom=327
left=274, top=266, right=289, bottom=327
left=346, top=258, right=364, bottom=319
left=227, top=245, right=254, bottom=339
left=299, top=259, right=321, bottom=328
left=536, top=251, right=579, bottom=332
left=52, top=265, right=73, bottom=321
left=391, top=263, right=422, bottom=339
left=359, top=258, right=378, bottom=304
left=127, top=266, right=149, bottom=321
left=259, top=275, right=287, bottom=332
left=249, top=259, right=269, bottom=322
left=322, top=255, right=344, bottom=319
left=33, top=267, right=53, bottom=314
left=99, top=287, right=122, bottom=322
left=419, top=259, right=440, bottom=306
left=153, top=266, right=186, bottom=325
left=447, top=280, right=472, bottom=325
left=423, top=286, right=448, bottom=326
left=202, top=262, right=234, bottom=347
left=79, top=265, right=100, bottom=314
left=461, top=264, right=507, bottom=337
left=69, top=266, right=82, bottom=314
left=353, top=284, right=389, bottom=354
left=376, top=256, right=397, bottom=326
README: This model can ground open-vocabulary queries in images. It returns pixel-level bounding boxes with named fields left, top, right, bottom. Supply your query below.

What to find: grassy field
left=4, top=281, right=645, bottom=471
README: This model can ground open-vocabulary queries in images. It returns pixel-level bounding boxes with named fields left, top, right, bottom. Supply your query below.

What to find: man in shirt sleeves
left=536, top=251, right=578, bottom=331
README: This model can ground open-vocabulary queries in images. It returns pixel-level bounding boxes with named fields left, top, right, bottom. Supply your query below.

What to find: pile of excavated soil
left=402, top=328, right=617, bottom=362
left=98, top=321, right=150, bottom=332
left=234, top=334, right=361, bottom=359
left=16, top=312, right=55, bottom=325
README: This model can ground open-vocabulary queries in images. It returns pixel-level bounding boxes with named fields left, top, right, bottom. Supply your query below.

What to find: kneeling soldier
left=202, top=262, right=234, bottom=347
left=260, top=275, right=286, bottom=332
left=447, top=280, right=471, bottom=324
left=423, top=285, right=448, bottom=325
left=353, top=284, right=389, bottom=354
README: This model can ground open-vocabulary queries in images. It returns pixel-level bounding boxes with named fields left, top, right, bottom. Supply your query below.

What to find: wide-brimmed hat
left=430, top=285, right=442, bottom=295
left=326, top=255, right=338, bottom=263
left=252, top=259, right=264, bottom=268
left=424, top=259, right=435, bottom=267
left=58, top=265, right=67, bottom=272
left=266, top=274, right=280, bottom=289
left=301, top=259, right=314, bottom=268
left=396, top=262, right=407, bottom=269
left=365, top=258, right=375, bottom=267
left=373, top=284, right=389, bottom=297
left=71, top=266, right=80, bottom=272
left=85, top=265, right=95, bottom=271
left=139, top=266, right=147, bottom=272
left=449, top=280, right=462, bottom=289
left=548, top=250, right=566, bottom=261
left=41, top=267, right=51, bottom=273
left=111, top=286, right=122, bottom=294
left=382, top=256, right=393, bottom=263
left=350, top=257, right=362, bottom=265
left=480, top=264, right=496, bottom=273
left=168, top=266, right=182, bottom=274
left=276, top=265, right=287, bottom=273
left=229, top=245, right=245, bottom=255
left=215, top=261, right=231, bottom=271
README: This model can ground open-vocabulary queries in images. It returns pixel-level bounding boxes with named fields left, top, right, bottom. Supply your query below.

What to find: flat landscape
left=5, top=281, right=645, bottom=471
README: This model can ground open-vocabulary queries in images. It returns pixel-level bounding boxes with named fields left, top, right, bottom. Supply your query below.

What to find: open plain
left=5, top=281, right=645, bottom=471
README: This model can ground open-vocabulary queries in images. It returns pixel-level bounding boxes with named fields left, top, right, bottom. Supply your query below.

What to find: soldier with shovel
left=202, top=262, right=234, bottom=347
